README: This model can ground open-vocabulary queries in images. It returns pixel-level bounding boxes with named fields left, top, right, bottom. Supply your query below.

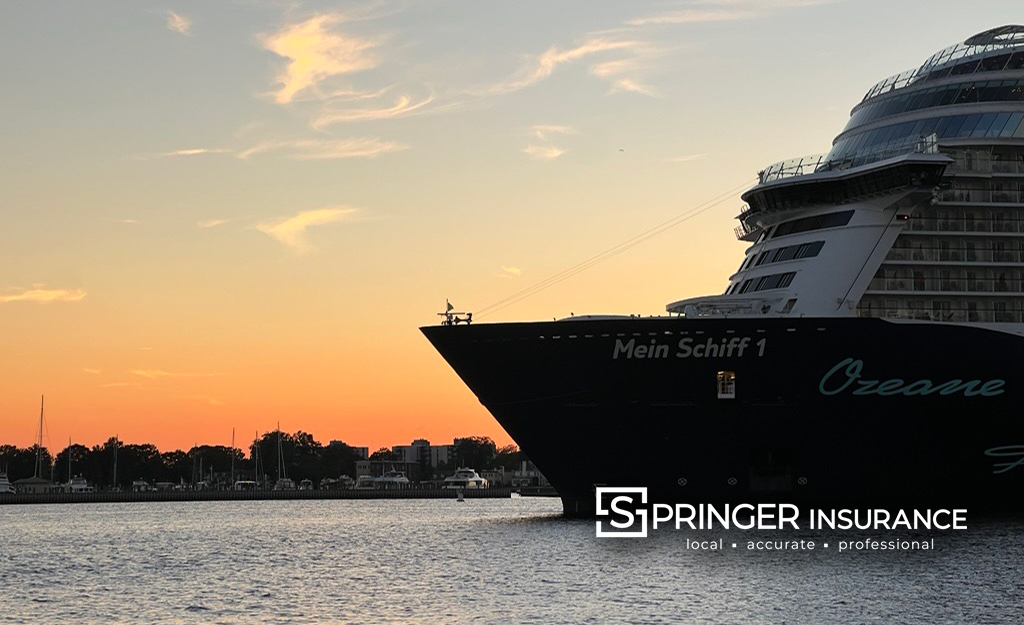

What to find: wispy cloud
left=313, top=94, right=434, bottom=127
left=237, top=137, right=406, bottom=160
left=140, top=139, right=404, bottom=161
left=522, top=144, right=566, bottom=161
left=628, top=0, right=832, bottom=26
left=609, top=78, right=658, bottom=96
left=0, top=286, right=87, bottom=304
left=532, top=125, right=578, bottom=140
left=483, top=38, right=640, bottom=95
left=627, top=8, right=759, bottom=26
left=257, top=207, right=360, bottom=252
left=166, top=11, right=191, bottom=35
left=130, top=369, right=216, bottom=380
left=590, top=55, right=659, bottom=96
left=163, top=148, right=230, bottom=156
left=111, top=218, right=142, bottom=225
left=83, top=368, right=102, bottom=375
left=198, top=219, right=231, bottom=228
left=669, top=153, right=706, bottom=162
left=262, top=14, right=379, bottom=104
left=129, top=147, right=230, bottom=160
left=498, top=266, right=522, bottom=278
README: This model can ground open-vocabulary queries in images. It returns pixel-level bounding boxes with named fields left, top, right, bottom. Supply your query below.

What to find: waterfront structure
left=13, top=476, right=56, bottom=494
left=482, top=461, right=550, bottom=489
left=423, top=26, right=1024, bottom=516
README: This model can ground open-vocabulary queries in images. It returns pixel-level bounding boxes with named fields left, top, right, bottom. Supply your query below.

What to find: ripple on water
left=1, top=500, right=1022, bottom=624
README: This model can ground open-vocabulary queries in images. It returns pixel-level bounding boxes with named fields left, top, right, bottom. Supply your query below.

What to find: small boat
left=443, top=468, right=488, bottom=489
left=374, top=470, right=411, bottom=489
left=66, top=476, right=94, bottom=493
left=353, top=475, right=377, bottom=490
left=0, top=472, right=14, bottom=495
left=273, top=477, right=296, bottom=491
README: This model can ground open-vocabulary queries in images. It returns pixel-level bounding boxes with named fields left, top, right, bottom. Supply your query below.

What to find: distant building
left=392, top=439, right=455, bottom=467
left=329, top=440, right=369, bottom=459
left=13, top=476, right=56, bottom=494
left=481, top=461, right=550, bottom=488
left=355, top=460, right=421, bottom=480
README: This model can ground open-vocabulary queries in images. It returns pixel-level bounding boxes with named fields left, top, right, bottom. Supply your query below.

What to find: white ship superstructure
left=670, top=26, right=1024, bottom=329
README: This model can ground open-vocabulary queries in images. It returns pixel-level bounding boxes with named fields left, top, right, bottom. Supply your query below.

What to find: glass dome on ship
left=422, top=27, right=1024, bottom=517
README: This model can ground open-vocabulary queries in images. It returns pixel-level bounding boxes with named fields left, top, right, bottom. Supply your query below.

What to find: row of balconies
left=886, top=247, right=1022, bottom=263
left=858, top=298, right=1024, bottom=323
left=936, top=189, right=1024, bottom=204
left=867, top=275, right=1022, bottom=293
left=906, top=216, right=1023, bottom=233
left=947, top=159, right=1024, bottom=175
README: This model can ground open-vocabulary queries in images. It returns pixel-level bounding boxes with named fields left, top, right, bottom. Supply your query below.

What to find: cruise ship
left=422, top=26, right=1024, bottom=516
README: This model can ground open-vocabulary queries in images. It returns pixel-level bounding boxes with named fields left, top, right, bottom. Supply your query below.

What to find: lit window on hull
left=717, top=371, right=736, bottom=399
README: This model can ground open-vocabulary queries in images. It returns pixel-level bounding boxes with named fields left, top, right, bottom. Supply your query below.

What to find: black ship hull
left=422, top=318, right=1024, bottom=517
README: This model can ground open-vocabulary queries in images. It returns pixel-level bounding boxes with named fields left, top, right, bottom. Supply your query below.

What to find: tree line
left=0, top=432, right=522, bottom=489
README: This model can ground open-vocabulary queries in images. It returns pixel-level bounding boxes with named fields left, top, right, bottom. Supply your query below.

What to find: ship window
left=795, top=241, right=825, bottom=259
left=738, top=279, right=753, bottom=294
left=1009, top=52, right=1024, bottom=71
left=958, top=114, right=982, bottom=137
left=777, top=246, right=798, bottom=262
left=950, top=60, right=980, bottom=75
left=777, top=272, right=796, bottom=288
left=717, top=371, right=736, bottom=400
left=1001, top=113, right=1023, bottom=138
left=987, top=112, right=1011, bottom=137
left=754, top=251, right=771, bottom=266
left=754, top=276, right=771, bottom=291
left=980, top=53, right=1011, bottom=72
left=770, top=210, right=854, bottom=239
left=972, top=113, right=997, bottom=137
left=770, top=247, right=788, bottom=262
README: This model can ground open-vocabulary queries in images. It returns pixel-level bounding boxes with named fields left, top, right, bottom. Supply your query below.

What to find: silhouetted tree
left=454, top=436, right=496, bottom=470
left=53, top=444, right=90, bottom=483
left=0, top=445, right=53, bottom=481
left=492, top=444, right=524, bottom=471
left=369, top=447, right=399, bottom=462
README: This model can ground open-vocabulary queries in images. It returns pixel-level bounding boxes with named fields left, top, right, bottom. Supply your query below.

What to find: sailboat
left=273, top=425, right=295, bottom=490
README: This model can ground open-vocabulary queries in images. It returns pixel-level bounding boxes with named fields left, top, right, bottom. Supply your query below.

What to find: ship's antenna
left=474, top=178, right=757, bottom=319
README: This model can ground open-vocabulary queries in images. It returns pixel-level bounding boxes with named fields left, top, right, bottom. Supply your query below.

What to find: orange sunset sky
left=0, top=1, right=1014, bottom=454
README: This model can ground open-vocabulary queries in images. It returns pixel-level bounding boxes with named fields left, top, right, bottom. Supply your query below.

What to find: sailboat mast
left=277, top=423, right=282, bottom=481
left=68, top=436, right=72, bottom=483
left=230, top=427, right=235, bottom=487
left=34, top=395, right=44, bottom=478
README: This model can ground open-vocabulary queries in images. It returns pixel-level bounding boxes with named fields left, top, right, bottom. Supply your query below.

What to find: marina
left=0, top=486, right=520, bottom=505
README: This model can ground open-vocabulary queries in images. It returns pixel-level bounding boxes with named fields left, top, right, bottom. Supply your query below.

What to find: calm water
left=2, top=499, right=1022, bottom=624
